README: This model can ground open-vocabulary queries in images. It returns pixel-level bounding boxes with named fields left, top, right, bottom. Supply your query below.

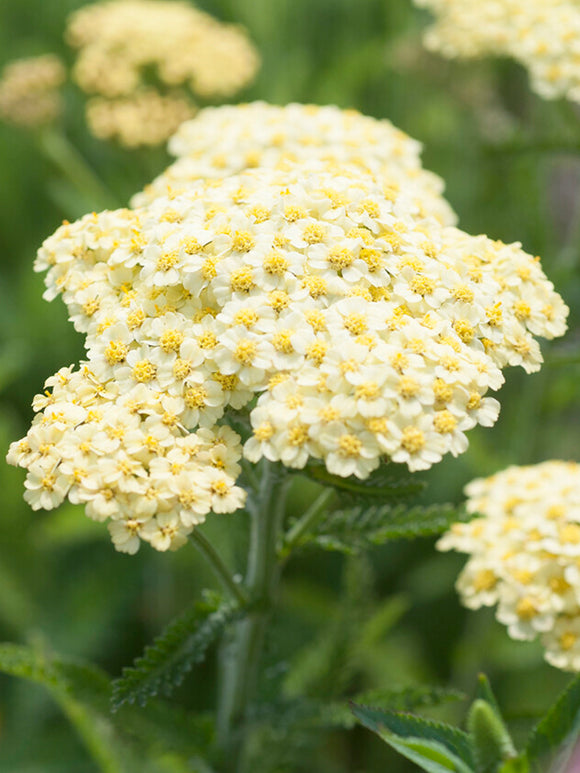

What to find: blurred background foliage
left=0, top=0, right=579, bottom=770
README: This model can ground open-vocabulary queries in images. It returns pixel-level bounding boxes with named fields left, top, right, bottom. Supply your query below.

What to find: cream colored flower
left=131, top=102, right=457, bottom=225
left=414, top=0, right=580, bottom=104
left=439, top=461, right=580, bottom=672
left=8, top=136, right=569, bottom=554
left=66, top=0, right=260, bottom=146
left=0, top=54, right=65, bottom=127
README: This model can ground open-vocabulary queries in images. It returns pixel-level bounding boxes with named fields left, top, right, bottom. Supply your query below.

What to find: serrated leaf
left=292, top=502, right=465, bottom=554
left=305, top=461, right=426, bottom=503
left=525, top=674, right=580, bottom=772
left=112, top=594, right=241, bottom=710
left=382, top=734, right=476, bottom=773
left=351, top=704, right=475, bottom=767
left=310, top=686, right=466, bottom=729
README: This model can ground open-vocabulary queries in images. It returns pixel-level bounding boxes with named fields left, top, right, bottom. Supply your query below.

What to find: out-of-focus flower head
left=439, top=461, right=580, bottom=671
left=414, top=0, right=580, bottom=103
left=8, top=155, right=568, bottom=553
left=65, top=0, right=260, bottom=146
left=86, top=89, right=194, bottom=148
left=0, top=54, right=65, bottom=128
left=132, top=102, right=458, bottom=226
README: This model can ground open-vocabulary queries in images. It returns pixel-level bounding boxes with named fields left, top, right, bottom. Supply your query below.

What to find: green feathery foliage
left=112, top=591, right=242, bottom=710
left=304, top=461, right=427, bottom=503
left=287, top=501, right=465, bottom=554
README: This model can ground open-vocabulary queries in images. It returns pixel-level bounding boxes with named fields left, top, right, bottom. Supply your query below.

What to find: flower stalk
left=37, top=127, right=118, bottom=213
left=189, top=530, right=249, bottom=609
left=217, top=461, right=291, bottom=772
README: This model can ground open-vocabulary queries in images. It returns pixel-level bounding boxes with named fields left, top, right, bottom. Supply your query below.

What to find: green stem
left=279, top=487, right=334, bottom=559
left=217, top=461, right=291, bottom=773
left=37, top=127, right=120, bottom=213
left=189, top=530, right=248, bottom=608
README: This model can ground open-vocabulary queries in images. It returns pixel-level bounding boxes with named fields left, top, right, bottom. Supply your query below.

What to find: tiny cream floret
left=132, top=102, right=458, bottom=226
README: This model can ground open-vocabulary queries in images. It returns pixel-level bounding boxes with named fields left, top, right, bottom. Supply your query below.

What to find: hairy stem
left=189, top=530, right=248, bottom=608
left=279, top=487, right=335, bottom=559
left=216, top=461, right=291, bottom=773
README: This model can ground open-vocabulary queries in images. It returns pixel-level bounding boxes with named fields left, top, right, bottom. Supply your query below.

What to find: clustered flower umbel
left=414, top=0, right=580, bottom=103
left=65, top=0, right=260, bottom=146
left=0, top=54, right=65, bottom=128
left=132, top=102, right=457, bottom=227
left=439, top=462, right=580, bottom=672
left=8, top=161, right=568, bottom=554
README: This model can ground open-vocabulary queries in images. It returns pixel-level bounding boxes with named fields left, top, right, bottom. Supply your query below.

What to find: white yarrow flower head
left=414, top=0, right=580, bottom=104
left=131, top=101, right=458, bottom=226
left=438, top=461, right=580, bottom=672
left=11, top=155, right=568, bottom=554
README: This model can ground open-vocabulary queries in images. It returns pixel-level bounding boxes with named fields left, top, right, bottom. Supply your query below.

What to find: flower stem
left=189, top=530, right=248, bottom=608
left=36, top=127, right=120, bottom=214
left=279, top=487, right=334, bottom=559
left=216, top=461, right=291, bottom=773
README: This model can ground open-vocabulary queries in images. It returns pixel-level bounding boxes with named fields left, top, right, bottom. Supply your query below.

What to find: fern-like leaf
left=290, top=502, right=465, bottom=554
left=112, top=592, right=241, bottom=710
left=305, top=461, right=426, bottom=503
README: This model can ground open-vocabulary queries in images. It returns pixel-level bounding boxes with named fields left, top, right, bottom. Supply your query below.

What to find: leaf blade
left=351, top=703, right=475, bottom=767
left=525, top=674, right=580, bottom=772
left=112, top=594, right=241, bottom=710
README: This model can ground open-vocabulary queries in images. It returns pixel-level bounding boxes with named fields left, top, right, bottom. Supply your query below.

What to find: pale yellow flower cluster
left=87, top=90, right=195, bottom=148
left=415, top=0, right=580, bottom=102
left=439, top=461, right=580, bottom=671
left=65, top=0, right=260, bottom=146
left=8, top=161, right=567, bottom=552
left=0, top=54, right=65, bottom=128
left=7, top=367, right=244, bottom=554
left=133, top=102, right=457, bottom=226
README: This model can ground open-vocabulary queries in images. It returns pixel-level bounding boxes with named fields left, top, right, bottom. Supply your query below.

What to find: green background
left=0, top=0, right=579, bottom=770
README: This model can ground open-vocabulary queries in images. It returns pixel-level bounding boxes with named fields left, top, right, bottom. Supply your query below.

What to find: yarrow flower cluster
left=414, top=0, right=580, bottom=103
left=86, top=89, right=194, bottom=148
left=0, top=54, right=65, bottom=128
left=7, top=367, right=244, bottom=554
left=133, top=102, right=457, bottom=226
left=65, top=0, right=260, bottom=146
left=8, top=159, right=568, bottom=553
left=439, top=462, right=580, bottom=671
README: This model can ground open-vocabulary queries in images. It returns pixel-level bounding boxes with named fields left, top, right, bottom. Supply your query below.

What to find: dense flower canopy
left=132, top=102, right=457, bottom=226
left=439, top=461, right=580, bottom=672
left=414, top=0, right=580, bottom=103
left=65, top=0, right=260, bottom=146
left=0, top=54, right=65, bottom=127
left=8, top=156, right=568, bottom=553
